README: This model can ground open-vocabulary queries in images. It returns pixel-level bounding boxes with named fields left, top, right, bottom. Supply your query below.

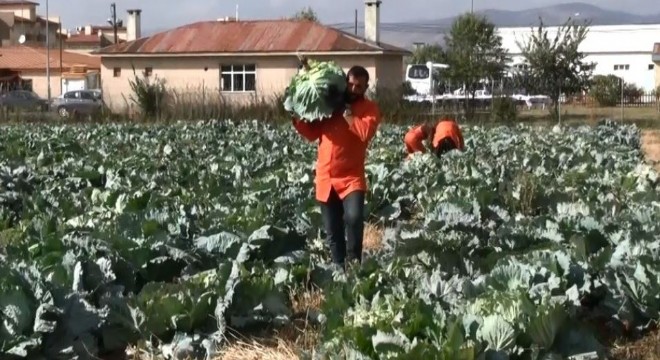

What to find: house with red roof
left=95, top=2, right=411, bottom=113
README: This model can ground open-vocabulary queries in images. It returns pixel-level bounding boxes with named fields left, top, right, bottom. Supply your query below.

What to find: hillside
left=329, top=2, right=660, bottom=48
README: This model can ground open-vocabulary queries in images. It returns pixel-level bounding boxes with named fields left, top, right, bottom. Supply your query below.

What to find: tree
left=516, top=17, right=594, bottom=120
left=590, top=74, right=621, bottom=107
left=409, top=44, right=447, bottom=64
left=444, top=13, right=509, bottom=117
left=291, top=7, right=319, bottom=22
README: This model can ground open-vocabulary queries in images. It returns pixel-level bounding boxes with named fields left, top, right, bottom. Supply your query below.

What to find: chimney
left=126, top=9, right=142, bottom=41
left=364, top=0, right=381, bottom=43
left=84, top=25, right=92, bottom=35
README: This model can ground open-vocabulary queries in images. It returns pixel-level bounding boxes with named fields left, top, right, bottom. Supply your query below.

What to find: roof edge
left=96, top=50, right=402, bottom=58
left=94, top=19, right=412, bottom=56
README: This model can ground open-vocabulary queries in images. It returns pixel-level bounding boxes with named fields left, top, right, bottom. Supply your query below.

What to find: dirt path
left=641, top=129, right=660, bottom=172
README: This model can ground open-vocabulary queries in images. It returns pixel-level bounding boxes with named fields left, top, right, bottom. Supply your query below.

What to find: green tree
left=291, top=7, right=319, bottom=22
left=590, top=74, right=621, bottom=107
left=516, top=17, right=594, bottom=120
left=409, top=44, right=447, bottom=64
left=444, top=13, right=509, bottom=118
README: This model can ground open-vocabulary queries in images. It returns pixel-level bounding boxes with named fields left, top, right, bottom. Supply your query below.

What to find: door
left=61, top=79, right=86, bottom=94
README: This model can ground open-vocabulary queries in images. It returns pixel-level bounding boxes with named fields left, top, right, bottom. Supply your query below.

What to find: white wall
left=499, top=24, right=660, bottom=91
left=508, top=53, right=657, bottom=91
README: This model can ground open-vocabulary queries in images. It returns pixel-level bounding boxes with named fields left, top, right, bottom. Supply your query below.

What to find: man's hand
left=343, top=106, right=354, bottom=126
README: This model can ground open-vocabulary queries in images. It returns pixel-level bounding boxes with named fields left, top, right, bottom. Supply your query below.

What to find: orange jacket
left=404, top=125, right=427, bottom=154
left=292, top=98, right=381, bottom=202
left=432, top=120, right=464, bottom=150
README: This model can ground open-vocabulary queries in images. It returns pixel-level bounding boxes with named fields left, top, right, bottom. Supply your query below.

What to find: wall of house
left=100, top=55, right=384, bottom=114
left=0, top=5, right=36, bottom=21
left=20, top=71, right=63, bottom=98
left=655, top=61, right=660, bottom=90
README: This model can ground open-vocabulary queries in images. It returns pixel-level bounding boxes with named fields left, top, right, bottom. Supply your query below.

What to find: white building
left=498, top=24, right=660, bottom=91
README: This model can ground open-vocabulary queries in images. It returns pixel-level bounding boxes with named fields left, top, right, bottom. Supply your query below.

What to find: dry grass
left=363, top=222, right=385, bottom=251
left=214, top=286, right=324, bottom=360
left=519, top=105, right=660, bottom=122
left=641, top=129, right=660, bottom=172
left=611, top=328, right=660, bottom=360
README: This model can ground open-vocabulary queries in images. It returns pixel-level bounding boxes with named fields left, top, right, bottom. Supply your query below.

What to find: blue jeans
left=319, top=188, right=365, bottom=267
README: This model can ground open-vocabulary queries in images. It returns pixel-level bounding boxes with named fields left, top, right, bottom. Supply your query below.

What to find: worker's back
left=432, top=119, right=464, bottom=150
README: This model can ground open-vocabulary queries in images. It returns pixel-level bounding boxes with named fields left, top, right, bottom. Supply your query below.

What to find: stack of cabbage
left=283, top=58, right=347, bottom=122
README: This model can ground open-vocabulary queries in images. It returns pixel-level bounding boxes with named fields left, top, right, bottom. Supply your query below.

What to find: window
left=220, top=64, right=256, bottom=92
left=63, top=91, right=79, bottom=99
left=144, top=67, right=152, bottom=77
left=614, top=64, right=630, bottom=71
left=407, top=65, right=429, bottom=80
left=80, top=91, right=95, bottom=100
left=649, top=64, right=655, bottom=70
left=113, top=67, right=121, bottom=77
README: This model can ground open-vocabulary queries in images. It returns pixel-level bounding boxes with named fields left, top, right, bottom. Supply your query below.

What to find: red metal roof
left=97, top=20, right=410, bottom=55
left=0, top=46, right=100, bottom=71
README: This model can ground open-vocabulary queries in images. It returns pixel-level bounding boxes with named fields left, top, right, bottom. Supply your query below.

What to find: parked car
left=0, top=90, right=49, bottom=111
left=51, top=90, right=103, bottom=118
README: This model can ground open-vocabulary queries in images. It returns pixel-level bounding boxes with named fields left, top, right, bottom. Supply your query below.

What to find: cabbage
left=283, top=58, right=347, bottom=122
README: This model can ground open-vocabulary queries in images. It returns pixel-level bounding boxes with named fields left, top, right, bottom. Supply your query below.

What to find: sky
left=40, top=0, right=657, bottom=32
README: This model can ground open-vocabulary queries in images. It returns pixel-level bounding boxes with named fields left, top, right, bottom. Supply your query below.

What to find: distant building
left=0, top=0, right=60, bottom=46
left=95, top=2, right=411, bottom=114
left=498, top=24, right=660, bottom=91
left=63, top=24, right=128, bottom=54
left=0, top=46, right=100, bottom=97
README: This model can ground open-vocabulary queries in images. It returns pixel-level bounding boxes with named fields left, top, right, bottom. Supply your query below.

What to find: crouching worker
left=403, top=122, right=435, bottom=157
left=432, top=117, right=464, bottom=157
left=291, top=65, right=381, bottom=270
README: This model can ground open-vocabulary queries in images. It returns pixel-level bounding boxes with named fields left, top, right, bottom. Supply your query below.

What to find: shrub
left=589, top=74, right=620, bottom=107
left=491, top=96, right=518, bottom=123
left=128, top=66, right=167, bottom=119
left=623, top=83, right=643, bottom=103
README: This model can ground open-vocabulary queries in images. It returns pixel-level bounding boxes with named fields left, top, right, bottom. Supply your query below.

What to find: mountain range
left=327, top=2, right=660, bottom=48
left=143, top=2, right=660, bottom=49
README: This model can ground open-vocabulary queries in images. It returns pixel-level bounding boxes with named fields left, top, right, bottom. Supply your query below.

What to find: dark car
left=51, top=90, right=104, bottom=118
left=0, top=90, right=49, bottom=111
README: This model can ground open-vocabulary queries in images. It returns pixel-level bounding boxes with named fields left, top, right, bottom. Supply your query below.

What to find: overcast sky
left=42, top=0, right=656, bottom=31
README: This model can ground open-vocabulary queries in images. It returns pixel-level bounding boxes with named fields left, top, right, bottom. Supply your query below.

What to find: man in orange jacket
left=432, top=117, right=464, bottom=157
left=404, top=122, right=435, bottom=156
left=292, top=66, right=381, bottom=268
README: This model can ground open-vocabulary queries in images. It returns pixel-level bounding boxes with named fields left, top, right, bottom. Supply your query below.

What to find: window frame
left=220, top=64, right=257, bottom=93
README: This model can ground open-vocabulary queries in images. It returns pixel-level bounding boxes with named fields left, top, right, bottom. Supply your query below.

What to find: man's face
left=346, top=75, right=368, bottom=102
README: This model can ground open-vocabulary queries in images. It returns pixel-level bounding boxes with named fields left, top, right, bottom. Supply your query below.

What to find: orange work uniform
left=404, top=125, right=427, bottom=154
left=432, top=120, right=464, bottom=150
left=292, top=98, right=381, bottom=203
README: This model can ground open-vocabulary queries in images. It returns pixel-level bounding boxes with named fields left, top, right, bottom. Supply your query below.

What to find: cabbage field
left=1, top=119, right=659, bottom=359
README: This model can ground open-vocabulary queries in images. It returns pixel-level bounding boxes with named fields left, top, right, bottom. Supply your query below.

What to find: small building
left=0, top=0, right=60, bottom=46
left=0, top=46, right=101, bottom=98
left=63, top=23, right=129, bottom=54
left=95, top=2, right=411, bottom=113
left=498, top=24, right=660, bottom=91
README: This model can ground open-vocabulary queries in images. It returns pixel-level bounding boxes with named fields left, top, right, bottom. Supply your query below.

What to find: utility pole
left=59, top=21, right=63, bottom=94
left=46, top=0, right=50, bottom=103
left=111, top=3, right=118, bottom=44
left=471, top=0, right=474, bottom=13
left=354, top=9, right=358, bottom=35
